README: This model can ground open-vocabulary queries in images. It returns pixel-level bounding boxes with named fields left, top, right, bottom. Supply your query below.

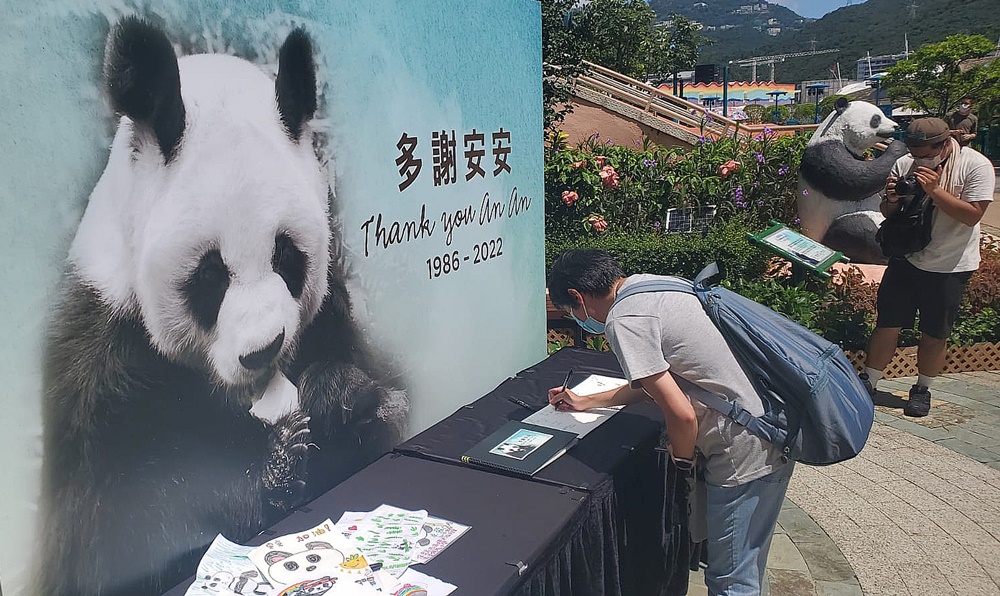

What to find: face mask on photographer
left=959, top=103, right=971, bottom=114
left=913, top=153, right=946, bottom=170
left=911, top=139, right=949, bottom=170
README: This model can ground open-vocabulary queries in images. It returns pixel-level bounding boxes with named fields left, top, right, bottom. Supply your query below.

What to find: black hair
left=547, top=249, right=624, bottom=309
left=961, top=96, right=973, bottom=103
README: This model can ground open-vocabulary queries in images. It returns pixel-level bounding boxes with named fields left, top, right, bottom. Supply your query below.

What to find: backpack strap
left=610, top=263, right=721, bottom=309
left=612, top=278, right=695, bottom=307
left=694, top=391, right=788, bottom=448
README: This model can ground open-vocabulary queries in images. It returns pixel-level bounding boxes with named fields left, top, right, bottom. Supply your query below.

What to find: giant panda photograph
left=36, top=15, right=408, bottom=596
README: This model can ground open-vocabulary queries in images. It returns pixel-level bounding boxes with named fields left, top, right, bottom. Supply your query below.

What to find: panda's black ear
left=276, top=28, right=317, bottom=141
left=835, top=97, right=849, bottom=114
left=104, top=17, right=186, bottom=161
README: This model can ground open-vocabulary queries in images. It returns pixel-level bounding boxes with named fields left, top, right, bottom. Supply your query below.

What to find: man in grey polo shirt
left=547, top=249, right=794, bottom=596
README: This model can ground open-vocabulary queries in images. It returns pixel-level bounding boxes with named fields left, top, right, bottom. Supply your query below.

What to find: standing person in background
left=946, top=96, right=978, bottom=146
left=861, top=117, right=994, bottom=416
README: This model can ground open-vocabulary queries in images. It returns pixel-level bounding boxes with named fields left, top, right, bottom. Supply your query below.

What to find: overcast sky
left=769, top=0, right=870, bottom=19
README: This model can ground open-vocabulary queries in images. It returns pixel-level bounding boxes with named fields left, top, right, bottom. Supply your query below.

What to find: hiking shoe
left=904, top=384, right=931, bottom=417
left=859, top=372, right=876, bottom=399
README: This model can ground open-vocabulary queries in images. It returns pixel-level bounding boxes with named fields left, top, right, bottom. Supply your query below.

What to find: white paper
left=410, top=517, right=471, bottom=565
left=248, top=519, right=378, bottom=593
left=384, top=568, right=457, bottom=596
left=336, top=505, right=428, bottom=578
left=249, top=373, right=299, bottom=423
left=566, top=374, right=629, bottom=396
left=185, top=535, right=276, bottom=596
left=522, top=375, right=628, bottom=438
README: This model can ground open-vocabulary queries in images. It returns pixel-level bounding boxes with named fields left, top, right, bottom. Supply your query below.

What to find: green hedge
left=546, top=216, right=771, bottom=282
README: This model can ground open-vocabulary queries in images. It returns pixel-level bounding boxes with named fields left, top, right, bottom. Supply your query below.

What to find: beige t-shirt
left=605, top=274, right=790, bottom=487
left=892, top=146, right=995, bottom=273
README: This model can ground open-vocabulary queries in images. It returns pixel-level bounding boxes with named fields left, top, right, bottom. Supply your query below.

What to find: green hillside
left=651, top=0, right=1000, bottom=83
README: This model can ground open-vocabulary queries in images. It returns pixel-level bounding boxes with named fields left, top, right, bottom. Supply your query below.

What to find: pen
left=507, top=396, right=534, bottom=410
left=560, top=369, right=574, bottom=394
left=554, top=369, right=574, bottom=409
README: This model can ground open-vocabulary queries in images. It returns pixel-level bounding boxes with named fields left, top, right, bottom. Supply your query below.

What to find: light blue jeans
left=704, top=462, right=795, bottom=596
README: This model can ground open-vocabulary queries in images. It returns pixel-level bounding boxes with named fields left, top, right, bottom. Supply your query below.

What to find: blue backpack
left=612, top=263, right=875, bottom=466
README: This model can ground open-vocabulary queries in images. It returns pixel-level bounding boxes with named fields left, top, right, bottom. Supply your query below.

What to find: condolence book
left=461, top=421, right=577, bottom=477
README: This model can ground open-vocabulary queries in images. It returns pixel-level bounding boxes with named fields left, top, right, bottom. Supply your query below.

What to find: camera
left=893, top=174, right=924, bottom=198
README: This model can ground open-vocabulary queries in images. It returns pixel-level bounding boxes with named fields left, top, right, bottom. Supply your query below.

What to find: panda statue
left=797, top=97, right=909, bottom=264
left=38, top=17, right=408, bottom=596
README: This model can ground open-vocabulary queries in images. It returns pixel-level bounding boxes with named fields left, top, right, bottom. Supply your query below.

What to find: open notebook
left=521, top=374, right=629, bottom=438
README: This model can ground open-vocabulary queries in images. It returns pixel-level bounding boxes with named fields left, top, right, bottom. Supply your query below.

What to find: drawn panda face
left=69, top=22, right=329, bottom=390
left=264, top=542, right=345, bottom=585
left=198, top=571, right=234, bottom=592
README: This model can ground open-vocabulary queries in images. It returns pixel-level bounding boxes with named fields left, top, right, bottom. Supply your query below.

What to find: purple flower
left=691, top=108, right=698, bottom=115
left=755, top=152, right=765, bottom=163
left=802, top=189, right=809, bottom=196
left=763, top=126, right=774, bottom=136
left=793, top=217, right=801, bottom=225
left=594, top=132, right=600, bottom=138
left=778, top=165, right=789, bottom=176
left=754, top=134, right=763, bottom=141
left=643, top=159, right=657, bottom=168
left=736, top=200, right=748, bottom=209
left=698, top=135, right=707, bottom=143
left=705, top=113, right=714, bottom=123
left=735, top=186, right=744, bottom=201
left=757, top=200, right=765, bottom=207
left=653, top=221, right=661, bottom=228
left=753, top=181, right=761, bottom=188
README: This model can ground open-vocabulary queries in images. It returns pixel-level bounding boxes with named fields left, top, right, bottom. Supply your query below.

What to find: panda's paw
left=263, top=409, right=311, bottom=510
left=299, top=363, right=394, bottom=432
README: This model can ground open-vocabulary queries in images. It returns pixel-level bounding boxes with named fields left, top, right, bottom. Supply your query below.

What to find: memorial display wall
left=0, top=1, right=545, bottom=593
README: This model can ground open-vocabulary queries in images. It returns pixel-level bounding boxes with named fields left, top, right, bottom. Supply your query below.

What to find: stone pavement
left=687, top=371, right=1000, bottom=595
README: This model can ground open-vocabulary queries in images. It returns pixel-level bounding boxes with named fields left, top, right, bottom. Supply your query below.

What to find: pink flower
left=595, top=156, right=608, bottom=168
left=561, top=190, right=580, bottom=206
left=571, top=160, right=586, bottom=169
left=717, top=159, right=741, bottom=178
left=588, top=215, right=608, bottom=232
left=599, top=165, right=620, bottom=189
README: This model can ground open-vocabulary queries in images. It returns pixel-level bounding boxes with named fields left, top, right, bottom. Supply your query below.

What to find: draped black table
left=165, top=348, right=690, bottom=596
left=396, top=347, right=690, bottom=596
left=163, top=454, right=591, bottom=596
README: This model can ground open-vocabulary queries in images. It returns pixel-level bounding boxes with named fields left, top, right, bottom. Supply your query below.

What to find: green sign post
left=748, top=221, right=848, bottom=281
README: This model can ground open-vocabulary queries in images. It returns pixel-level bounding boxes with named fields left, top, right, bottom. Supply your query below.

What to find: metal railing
left=574, top=61, right=819, bottom=138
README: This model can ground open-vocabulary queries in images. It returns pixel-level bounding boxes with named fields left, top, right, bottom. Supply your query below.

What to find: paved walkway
left=687, top=370, right=1000, bottom=595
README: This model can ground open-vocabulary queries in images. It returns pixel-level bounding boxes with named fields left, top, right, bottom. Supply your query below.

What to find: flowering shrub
left=544, top=124, right=809, bottom=240
left=544, top=127, right=1000, bottom=351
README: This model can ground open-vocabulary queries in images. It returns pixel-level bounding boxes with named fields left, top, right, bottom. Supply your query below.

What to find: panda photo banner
left=0, top=1, right=544, bottom=595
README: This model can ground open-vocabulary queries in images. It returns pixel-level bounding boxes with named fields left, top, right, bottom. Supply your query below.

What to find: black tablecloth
left=164, top=348, right=692, bottom=596
left=396, top=347, right=664, bottom=491
left=396, top=347, right=690, bottom=596
left=164, top=454, right=592, bottom=596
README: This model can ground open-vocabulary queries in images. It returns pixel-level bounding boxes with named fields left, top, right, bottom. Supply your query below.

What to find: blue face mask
left=571, top=301, right=606, bottom=334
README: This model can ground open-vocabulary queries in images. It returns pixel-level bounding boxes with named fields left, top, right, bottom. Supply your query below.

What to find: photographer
left=861, top=118, right=994, bottom=416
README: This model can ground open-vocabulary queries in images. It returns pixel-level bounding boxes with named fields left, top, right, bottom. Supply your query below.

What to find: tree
left=539, top=0, right=586, bottom=133
left=884, top=34, right=1000, bottom=119
left=575, top=0, right=657, bottom=78
left=647, top=14, right=709, bottom=83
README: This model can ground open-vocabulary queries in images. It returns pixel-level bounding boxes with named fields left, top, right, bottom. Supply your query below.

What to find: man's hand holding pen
left=547, top=386, right=589, bottom=411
